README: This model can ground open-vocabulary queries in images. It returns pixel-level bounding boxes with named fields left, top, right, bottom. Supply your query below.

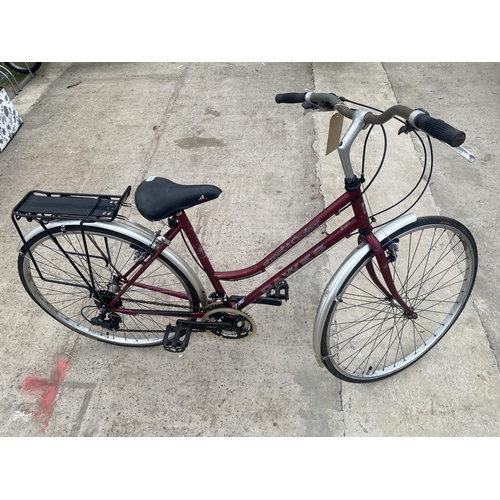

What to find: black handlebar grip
left=275, top=92, right=307, bottom=104
left=414, top=113, right=466, bottom=147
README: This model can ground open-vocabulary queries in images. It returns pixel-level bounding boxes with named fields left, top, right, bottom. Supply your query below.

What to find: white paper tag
left=326, top=112, right=344, bottom=156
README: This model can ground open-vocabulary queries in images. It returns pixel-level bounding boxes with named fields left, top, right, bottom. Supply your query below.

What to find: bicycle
left=3, top=63, right=42, bottom=75
left=11, top=91, right=478, bottom=383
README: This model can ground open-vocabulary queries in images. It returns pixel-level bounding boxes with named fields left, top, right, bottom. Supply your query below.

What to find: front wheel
left=18, top=224, right=201, bottom=346
left=320, top=216, right=478, bottom=382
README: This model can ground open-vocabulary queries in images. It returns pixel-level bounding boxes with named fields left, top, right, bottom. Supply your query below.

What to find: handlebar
left=275, top=92, right=466, bottom=147
left=275, top=92, right=308, bottom=104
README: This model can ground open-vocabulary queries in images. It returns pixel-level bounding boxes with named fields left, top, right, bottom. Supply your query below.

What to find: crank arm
left=176, top=319, right=236, bottom=333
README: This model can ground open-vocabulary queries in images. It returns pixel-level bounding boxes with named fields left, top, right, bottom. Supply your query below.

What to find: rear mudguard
left=312, top=213, right=417, bottom=367
left=17, top=218, right=209, bottom=308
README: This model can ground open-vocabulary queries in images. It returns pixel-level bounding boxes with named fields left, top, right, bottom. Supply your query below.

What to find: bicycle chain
left=85, top=296, right=193, bottom=334
left=116, top=298, right=193, bottom=309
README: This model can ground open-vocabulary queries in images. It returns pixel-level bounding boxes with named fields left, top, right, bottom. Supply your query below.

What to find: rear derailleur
left=90, top=290, right=123, bottom=330
left=90, top=312, right=122, bottom=330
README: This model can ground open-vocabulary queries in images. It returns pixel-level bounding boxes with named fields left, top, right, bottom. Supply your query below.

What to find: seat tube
left=177, top=211, right=226, bottom=297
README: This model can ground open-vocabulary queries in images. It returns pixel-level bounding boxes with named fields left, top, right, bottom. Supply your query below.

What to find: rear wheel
left=321, top=216, right=478, bottom=382
left=4, top=62, right=41, bottom=74
left=18, top=224, right=200, bottom=346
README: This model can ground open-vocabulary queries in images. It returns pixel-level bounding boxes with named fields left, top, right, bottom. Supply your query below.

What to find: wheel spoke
left=19, top=226, right=198, bottom=346
left=321, top=218, right=477, bottom=382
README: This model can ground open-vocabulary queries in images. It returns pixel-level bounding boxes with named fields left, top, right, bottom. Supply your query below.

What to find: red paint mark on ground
left=20, top=357, right=70, bottom=433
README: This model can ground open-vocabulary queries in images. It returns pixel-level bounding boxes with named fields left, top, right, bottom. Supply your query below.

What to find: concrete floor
left=1, top=62, right=498, bottom=437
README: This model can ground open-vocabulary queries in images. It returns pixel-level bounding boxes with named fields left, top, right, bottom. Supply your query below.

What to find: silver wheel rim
left=325, top=222, right=476, bottom=381
left=20, top=227, right=196, bottom=346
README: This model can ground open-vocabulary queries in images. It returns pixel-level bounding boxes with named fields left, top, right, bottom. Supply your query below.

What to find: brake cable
left=340, top=98, right=434, bottom=230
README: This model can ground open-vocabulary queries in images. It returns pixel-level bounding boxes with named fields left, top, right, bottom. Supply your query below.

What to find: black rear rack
left=12, top=186, right=132, bottom=291
left=12, top=186, right=131, bottom=223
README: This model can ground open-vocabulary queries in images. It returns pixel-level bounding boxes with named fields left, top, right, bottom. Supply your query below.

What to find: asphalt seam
left=135, top=64, right=190, bottom=187
left=312, top=63, right=347, bottom=436
left=382, top=63, right=499, bottom=376
left=472, top=297, right=500, bottom=373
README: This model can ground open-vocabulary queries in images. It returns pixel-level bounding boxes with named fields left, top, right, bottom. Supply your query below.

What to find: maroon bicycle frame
left=109, top=183, right=414, bottom=317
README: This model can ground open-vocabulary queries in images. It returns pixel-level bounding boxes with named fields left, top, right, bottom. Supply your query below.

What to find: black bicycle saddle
left=135, top=176, right=222, bottom=221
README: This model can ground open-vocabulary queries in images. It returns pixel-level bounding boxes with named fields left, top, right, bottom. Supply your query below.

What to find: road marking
left=20, top=357, right=70, bottom=433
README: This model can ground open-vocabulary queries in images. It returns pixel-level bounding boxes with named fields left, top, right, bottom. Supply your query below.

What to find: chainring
left=200, top=307, right=257, bottom=342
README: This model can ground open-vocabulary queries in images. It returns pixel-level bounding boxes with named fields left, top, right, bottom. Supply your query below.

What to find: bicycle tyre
left=320, top=216, right=478, bottom=382
left=18, top=224, right=201, bottom=346
left=5, top=62, right=42, bottom=74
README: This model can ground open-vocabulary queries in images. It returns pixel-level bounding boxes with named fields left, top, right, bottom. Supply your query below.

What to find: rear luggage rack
left=12, top=186, right=131, bottom=223
left=12, top=186, right=132, bottom=288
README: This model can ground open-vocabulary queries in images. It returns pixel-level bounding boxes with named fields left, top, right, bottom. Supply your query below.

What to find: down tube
left=236, top=217, right=359, bottom=309
left=215, top=190, right=357, bottom=281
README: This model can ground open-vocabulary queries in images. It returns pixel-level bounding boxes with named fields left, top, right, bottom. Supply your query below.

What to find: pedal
left=229, top=282, right=289, bottom=306
left=163, top=324, right=191, bottom=352
left=266, top=281, right=290, bottom=301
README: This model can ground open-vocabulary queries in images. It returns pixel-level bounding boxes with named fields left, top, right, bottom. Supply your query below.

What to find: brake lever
left=445, top=143, right=476, bottom=163
left=302, top=101, right=315, bottom=114
left=302, top=101, right=336, bottom=114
